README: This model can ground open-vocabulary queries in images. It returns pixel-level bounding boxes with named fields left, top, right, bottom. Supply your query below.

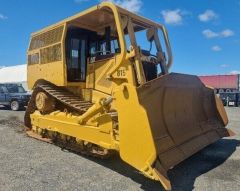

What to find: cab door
left=66, top=32, right=87, bottom=82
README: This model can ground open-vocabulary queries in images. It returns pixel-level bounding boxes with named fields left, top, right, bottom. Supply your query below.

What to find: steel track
left=24, top=82, right=112, bottom=158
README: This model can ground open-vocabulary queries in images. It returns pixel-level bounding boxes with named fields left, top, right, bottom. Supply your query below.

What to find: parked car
left=0, top=83, right=31, bottom=111
left=219, top=92, right=240, bottom=107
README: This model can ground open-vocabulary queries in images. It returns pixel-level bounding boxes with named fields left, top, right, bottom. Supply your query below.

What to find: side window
left=87, top=27, right=120, bottom=59
left=124, top=34, right=131, bottom=51
left=89, top=38, right=120, bottom=58
left=0, top=86, right=3, bottom=93
left=70, top=38, right=81, bottom=69
left=111, top=39, right=120, bottom=54
left=1, top=86, right=8, bottom=93
left=80, top=39, right=86, bottom=80
left=89, top=42, right=97, bottom=56
left=99, top=41, right=107, bottom=55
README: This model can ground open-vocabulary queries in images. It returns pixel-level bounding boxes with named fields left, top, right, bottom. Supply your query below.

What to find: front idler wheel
left=35, top=91, right=55, bottom=114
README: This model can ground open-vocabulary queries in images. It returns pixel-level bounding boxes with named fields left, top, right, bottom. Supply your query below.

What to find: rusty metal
left=137, top=73, right=231, bottom=176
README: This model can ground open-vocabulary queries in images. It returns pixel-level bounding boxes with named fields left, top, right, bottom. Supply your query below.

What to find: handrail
left=98, top=2, right=127, bottom=79
left=98, top=2, right=173, bottom=74
left=158, top=25, right=173, bottom=70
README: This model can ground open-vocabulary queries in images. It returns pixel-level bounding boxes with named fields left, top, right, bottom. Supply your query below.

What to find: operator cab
left=65, top=6, right=170, bottom=85
left=66, top=26, right=120, bottom=82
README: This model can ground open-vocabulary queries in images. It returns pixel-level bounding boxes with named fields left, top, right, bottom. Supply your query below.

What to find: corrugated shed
left=0, top=64, right=27, bottom=83
left=199, top=74, right=239, bottom=89
left=0, top=64, right=28, bottom=90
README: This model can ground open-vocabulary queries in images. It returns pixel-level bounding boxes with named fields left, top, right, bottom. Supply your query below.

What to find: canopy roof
left=31, top=2, right=162, bottom=37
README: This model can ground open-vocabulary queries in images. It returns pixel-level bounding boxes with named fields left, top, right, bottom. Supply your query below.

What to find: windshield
left=89, top=38, right=120, bottom=56
left=122, top=16, right=169, bottom=84
left=6, top=85, right=26, bottom=93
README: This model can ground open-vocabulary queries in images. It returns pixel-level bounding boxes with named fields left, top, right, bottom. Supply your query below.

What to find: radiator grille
left=29, top=26, right=64, bottom=51
left=40, top=43, right=62, bottom=64
left=28, top=53, right=40, bottom=65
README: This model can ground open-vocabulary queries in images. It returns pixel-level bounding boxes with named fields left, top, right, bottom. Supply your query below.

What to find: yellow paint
left=31, top=111, right=117, bottom=150
left=113, top=84, right=159, bottom=178
left=25, top=2, right=229, bottom=191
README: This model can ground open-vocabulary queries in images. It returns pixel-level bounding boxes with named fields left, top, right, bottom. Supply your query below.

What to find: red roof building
left=199, top=74, right=240, bottom=92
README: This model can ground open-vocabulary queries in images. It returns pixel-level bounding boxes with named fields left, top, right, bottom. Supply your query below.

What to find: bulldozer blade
left=139, top=73, right=232, bottom=186
left=115, top=73, right=232, bottom=190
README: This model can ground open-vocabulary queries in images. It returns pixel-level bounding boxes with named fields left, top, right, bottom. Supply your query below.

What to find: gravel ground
left=0, top=106, right=239, bottom=191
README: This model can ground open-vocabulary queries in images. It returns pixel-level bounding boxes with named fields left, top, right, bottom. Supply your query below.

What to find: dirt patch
left=0, top=116, right=26, bottom=133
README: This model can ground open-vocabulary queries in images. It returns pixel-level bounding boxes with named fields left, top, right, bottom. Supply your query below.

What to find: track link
left=25, top=82, right=93, bottom=128
left=24, top=81, right=112, bottom=158
left=26, top=129, right=112, bottom=159
left=38, top=83, right=93, bottom=113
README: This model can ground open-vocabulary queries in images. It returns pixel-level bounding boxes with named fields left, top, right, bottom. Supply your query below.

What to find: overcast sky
left=0, top=0, right=239, bottom=75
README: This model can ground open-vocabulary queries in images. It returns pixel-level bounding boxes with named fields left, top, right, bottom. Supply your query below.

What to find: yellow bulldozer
left=24, top=2, right=233, bottom=190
